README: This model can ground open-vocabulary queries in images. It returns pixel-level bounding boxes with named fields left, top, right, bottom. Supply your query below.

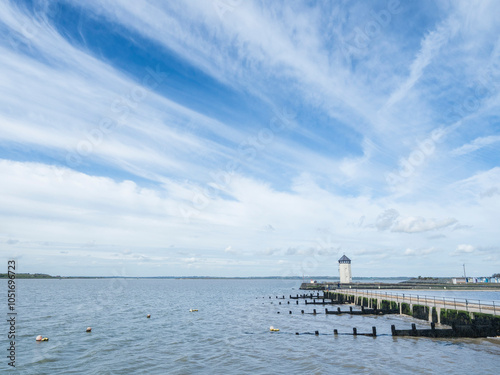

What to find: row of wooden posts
left=289, top=324, right=496, bottom=338
left=270, top=294, right=499, bottom=338
left=292, top=327, right=378, bottom=336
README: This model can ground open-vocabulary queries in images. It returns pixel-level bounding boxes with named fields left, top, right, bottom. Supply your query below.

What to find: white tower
left=338, top=255, right=352, bottom=284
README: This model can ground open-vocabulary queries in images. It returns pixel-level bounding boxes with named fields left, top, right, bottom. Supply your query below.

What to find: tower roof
left=338, top=255, right=351, bottom=263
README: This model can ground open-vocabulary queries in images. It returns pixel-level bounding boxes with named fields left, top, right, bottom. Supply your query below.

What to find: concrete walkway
left=337, top=289, right=499, bottom=316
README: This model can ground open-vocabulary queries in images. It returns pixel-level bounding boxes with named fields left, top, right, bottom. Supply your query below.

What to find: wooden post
left=337, top=307, right=341, bottom=313
left=325, top=308, right=328, bottom=313
left=411, top=323, right=417, bottom=335
left=289, top=311, right=292, bottom=314
left=315, top=330, right=319, bottom=335
left=301, top=310, right=304, bottom=314
left=334, top=329, right=338, bottom=335
left=353, top=327, right=357, bottom=335
left=391, top=325, right=396, bottom=336
left=350, top=306, right=353, bottom=313
left=372, top=327, right=377, bottom=336
left=313, top=309, right=317, bottom=314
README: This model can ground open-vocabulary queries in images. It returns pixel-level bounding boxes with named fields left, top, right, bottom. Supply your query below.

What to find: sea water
left=3, top=278, right=500, bottom=374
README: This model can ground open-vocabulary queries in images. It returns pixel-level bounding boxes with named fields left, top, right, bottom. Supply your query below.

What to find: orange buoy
left=147, top=314, right=151, bottom=318
left=36, top=335, right=43, bottom=341
left=86, top=327, right=92, bottom=332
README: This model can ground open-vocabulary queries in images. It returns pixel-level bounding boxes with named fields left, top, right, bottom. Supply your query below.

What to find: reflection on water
left=6, top=279, right=500, bottom=374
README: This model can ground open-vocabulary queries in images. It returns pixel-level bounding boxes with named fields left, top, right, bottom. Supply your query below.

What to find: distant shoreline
left=2, top=274, right=498, bottom=283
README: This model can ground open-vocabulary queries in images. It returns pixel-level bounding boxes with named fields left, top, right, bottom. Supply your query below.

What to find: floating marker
left=86, top=327, right=92, bottom=332
left=189, top=309, right=198, bottom=312
left=147, top=314, right=151, bottom=318
left=36, top=335, right=42, bottom=341
left=270, top=326, right=280, bottom=332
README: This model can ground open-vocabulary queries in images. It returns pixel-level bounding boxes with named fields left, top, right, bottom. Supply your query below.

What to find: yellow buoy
left=189, top=309, right=198, bottom=312
left=269, top=326, right=279, bottom=332
left=41, top=337, right=49, bottom=341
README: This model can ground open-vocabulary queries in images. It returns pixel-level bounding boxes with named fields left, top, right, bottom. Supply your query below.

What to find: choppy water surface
left=3, top=279, right=500, bottom=374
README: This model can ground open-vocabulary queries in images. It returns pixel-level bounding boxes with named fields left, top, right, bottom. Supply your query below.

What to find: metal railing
left=338, top=289, right=499, bottom=316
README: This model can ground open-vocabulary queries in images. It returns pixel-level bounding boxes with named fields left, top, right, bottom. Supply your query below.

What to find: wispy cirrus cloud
left=1, top=0, right=500, bottom=276
left=452, top=135, right=500, bottom=156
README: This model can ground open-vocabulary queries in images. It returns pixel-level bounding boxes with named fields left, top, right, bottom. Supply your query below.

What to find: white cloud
left=391, top=216, right=457, bottom=233
left=455, top=244, right=475, bottom=254
left=404, top=247, right=435, bottom=256
left=224, top=246, right=237, bottom=255
left=451, top=135, right=500, bottom=156
left=383, top=16, right=460, bottom=109
left=375, top=209, right=400, bottom=231
left=451, top=167, right=500, bottom=200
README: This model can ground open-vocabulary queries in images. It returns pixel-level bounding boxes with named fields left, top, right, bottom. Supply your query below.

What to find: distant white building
left=338, top=255, right=352, bottom=284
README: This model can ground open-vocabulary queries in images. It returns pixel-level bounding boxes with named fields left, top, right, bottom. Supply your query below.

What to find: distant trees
left=493, top=273, right=500, bottom=278
left=0, top=273, right=54, bottom=278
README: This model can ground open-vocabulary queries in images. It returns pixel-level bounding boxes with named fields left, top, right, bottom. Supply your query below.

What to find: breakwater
left=274, top=291, right=500, bottom=338
left=320, top=290, right=500, bottom=337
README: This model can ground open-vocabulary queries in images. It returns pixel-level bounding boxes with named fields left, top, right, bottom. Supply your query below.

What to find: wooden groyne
left=304, top=299, right=337, bottom=305
left=325, top=306, right=399, bottom=315
left=290, top=293, right=322, bottom=299
left=391, top=322, right=498, bottom=338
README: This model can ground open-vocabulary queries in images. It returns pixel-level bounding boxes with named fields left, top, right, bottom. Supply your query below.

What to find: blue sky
left=1, top=0, right=499, bottom=277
